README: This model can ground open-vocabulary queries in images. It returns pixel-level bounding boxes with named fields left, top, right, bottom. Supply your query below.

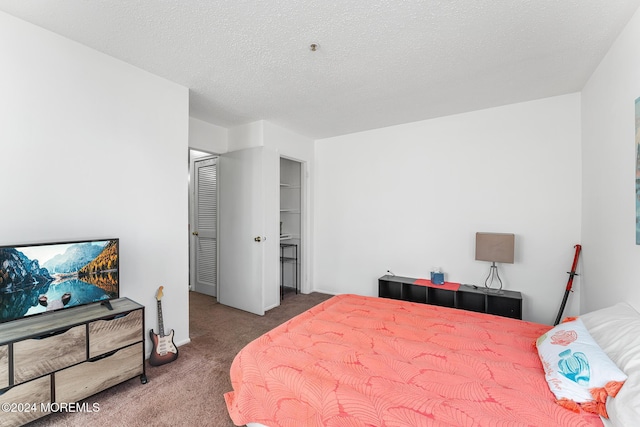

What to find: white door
left=218, top=146, right=279, bottom=315
left=193, top=157, right=218, bottom=297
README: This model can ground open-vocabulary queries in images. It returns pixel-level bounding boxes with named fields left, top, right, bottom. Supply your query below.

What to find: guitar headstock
left=155, top=286, right=164, bottom=301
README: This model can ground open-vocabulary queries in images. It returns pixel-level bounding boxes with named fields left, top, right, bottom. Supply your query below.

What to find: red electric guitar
left=149, top=286, right=178, bottom=366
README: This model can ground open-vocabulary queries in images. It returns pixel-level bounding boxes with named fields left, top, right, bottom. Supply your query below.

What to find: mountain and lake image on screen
left=0, top=239, right=119, bottom=323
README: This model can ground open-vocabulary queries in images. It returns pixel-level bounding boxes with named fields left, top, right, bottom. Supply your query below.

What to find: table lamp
left=475, top=232, right=515, bottom=292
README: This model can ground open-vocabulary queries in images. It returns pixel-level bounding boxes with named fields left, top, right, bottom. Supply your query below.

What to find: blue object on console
left=430, top=271, right=445, bottom=285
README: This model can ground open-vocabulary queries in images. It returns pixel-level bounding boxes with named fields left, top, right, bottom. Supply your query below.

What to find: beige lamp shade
left=475, top=232, right=515, bottom=264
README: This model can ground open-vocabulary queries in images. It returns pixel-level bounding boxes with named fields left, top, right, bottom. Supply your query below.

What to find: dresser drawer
left=55, top=343, right=143, bottom=403
left=0, top=345, right=8, bottom=389
left=13, top=325, right=86, bottom=384
left=0, top=375, right=51, bottom=427
left=88, top=309, right=142, bottom=358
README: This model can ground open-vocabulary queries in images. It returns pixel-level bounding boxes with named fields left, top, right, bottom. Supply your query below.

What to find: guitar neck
left=156, top=300, right=165, bottom=337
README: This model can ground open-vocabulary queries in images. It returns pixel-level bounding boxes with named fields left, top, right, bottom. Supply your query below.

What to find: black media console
left=378, top=275, right=522, bottom=319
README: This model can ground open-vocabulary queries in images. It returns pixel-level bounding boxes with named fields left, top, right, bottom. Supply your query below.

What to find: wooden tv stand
left=378, top=275, right=522, bottom=319
left=0, top=298, right=146, bottom=426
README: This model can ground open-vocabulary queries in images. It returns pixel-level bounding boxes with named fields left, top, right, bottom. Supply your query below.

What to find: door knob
left=254, top=236, right=262, bottom=242
left=192, top=231, right=199, bottom=236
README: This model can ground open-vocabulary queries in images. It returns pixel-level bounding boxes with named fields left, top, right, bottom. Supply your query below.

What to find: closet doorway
left=189, top=149, right=218, bottom=297
left=280, top=157, right=303, bottom=299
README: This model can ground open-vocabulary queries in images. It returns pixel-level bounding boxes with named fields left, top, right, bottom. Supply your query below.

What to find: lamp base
left=484, top=262, right=503, bottom=291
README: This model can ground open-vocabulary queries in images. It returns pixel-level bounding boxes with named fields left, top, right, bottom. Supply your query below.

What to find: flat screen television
left=0, top=238, right=119, bottom=323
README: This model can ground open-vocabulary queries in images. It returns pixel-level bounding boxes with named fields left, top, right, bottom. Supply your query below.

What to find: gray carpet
left=28, top=290, right=332, bottom=427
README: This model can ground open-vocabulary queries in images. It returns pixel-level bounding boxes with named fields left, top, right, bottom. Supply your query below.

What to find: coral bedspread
left=224, top=294, right=603, bottom=427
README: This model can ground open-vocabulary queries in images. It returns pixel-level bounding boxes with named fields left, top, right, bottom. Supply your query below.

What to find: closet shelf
left=280, top=234, right=300, bottom=240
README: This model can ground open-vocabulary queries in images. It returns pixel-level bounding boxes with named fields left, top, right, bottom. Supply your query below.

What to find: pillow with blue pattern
left=536, top=318, right=626, bottom=417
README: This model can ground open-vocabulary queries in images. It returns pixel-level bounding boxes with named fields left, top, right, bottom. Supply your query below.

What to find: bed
left=224, top=294, right=640, bottom=427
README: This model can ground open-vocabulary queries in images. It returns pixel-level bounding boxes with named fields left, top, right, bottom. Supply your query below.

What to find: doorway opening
left=279, top=157, right=303, bottom=300
left=189, top=149, right=218, bottom=297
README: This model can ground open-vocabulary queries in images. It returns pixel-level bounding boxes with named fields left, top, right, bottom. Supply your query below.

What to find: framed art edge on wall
left=635, top=96, right=640, bottom=245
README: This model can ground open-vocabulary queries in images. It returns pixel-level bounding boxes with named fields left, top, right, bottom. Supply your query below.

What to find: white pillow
left=581, top=303, right=640, bottom=426
left=536, top=318, right=627, bottom=414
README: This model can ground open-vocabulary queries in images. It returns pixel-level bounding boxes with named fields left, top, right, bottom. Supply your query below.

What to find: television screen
left=0, top=238, right=119, bottom=323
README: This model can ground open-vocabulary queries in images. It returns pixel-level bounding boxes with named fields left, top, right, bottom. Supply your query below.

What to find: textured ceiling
left=0, top=1, right=639, bottom=139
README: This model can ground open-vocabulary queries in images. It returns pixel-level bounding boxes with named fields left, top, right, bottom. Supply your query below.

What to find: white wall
left=228, top=121, right=264, bottom=152
left=189, top=117, right=228, bottom=154
left=0, top=12, right=190, bottom=349
left=581, top=8, right=640, bottom=313
left=314, top=94, right=582, bottom=324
